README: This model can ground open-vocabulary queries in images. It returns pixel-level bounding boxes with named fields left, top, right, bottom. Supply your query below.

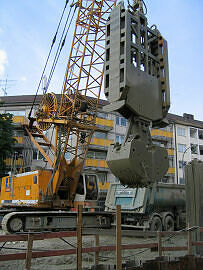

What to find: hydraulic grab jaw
left=107, top=117, right=169, bottom=187
left=104, top=1, right=170, bottom=187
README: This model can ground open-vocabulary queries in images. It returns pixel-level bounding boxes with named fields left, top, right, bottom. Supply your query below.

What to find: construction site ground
left=0, top=230, right=188, bottom=270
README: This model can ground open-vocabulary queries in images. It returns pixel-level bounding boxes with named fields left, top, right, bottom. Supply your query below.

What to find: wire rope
left=28, top=0, right=70, bottom=120
left=45, top=5, right=77, bottom=92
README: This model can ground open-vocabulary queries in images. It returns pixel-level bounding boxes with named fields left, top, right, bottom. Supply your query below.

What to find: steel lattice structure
left=35, top=0, right=116, bottom=198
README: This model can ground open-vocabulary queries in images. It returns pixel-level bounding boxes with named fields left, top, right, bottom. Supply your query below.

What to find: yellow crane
left=0, top=0, right=116, bottom=233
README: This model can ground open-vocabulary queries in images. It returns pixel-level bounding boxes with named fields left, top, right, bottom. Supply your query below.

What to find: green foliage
left=0, top=113, right=16, bottom=178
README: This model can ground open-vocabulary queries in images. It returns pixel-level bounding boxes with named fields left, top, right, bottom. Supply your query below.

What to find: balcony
left=85, top=159, right=109, bottom=171
left=95, top=117, right=113, bottom=131
left=12, top=116, right=28, bottom=125
left=89, top=138, right=113, bottom=150
left=151, top=129, right=173, bottom=141
left=4, top=158, right=23, bottom=167
left=167, top=167, right=175, bottom=175
left=167, top=148, right=174, bottom=156
left=14, top=136, right=25, bottom=146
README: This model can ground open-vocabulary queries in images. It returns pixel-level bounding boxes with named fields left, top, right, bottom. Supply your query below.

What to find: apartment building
left=0, top=95, right=203, bottom=189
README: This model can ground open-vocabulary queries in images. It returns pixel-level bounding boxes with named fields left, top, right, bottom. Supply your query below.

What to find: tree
left=0, top=112, right=16, bottom=178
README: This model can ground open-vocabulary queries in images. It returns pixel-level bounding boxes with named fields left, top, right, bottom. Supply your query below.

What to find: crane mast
left=34, top=0, right=116, bottom=204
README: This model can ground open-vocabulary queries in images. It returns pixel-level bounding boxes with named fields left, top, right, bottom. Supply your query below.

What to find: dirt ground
left=0, top=231, right=188, bottom=270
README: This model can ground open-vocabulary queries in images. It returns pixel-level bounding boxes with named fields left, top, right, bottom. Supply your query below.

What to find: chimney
left=183, top=113, right=194, bottom=120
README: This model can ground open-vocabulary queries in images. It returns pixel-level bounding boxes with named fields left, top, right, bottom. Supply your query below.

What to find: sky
left=0, top=0, right=203, bottom=120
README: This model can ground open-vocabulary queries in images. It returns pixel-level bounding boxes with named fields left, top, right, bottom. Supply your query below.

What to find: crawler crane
left=0, top=0, right=116, bottom=233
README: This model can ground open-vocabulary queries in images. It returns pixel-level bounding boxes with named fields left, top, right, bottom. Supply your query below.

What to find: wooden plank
left=162, top=246, right=187, bottom=251
left=116, top=205, right=122, bottom=270
left=94, top=234, right=99, bottom=265
left=25, top=234, right=34, bottom=270
left=157, top=231, right=162, bottom=257
left=77, top=205, right=82, bottom=270
left=188, top=229, right=192, bottom=255
left=0, top=231, right=77, bottom=242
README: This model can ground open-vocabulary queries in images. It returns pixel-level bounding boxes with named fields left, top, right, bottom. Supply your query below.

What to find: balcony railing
left=85, top=159, right=108, bottom=169
left=12, top=116, right=28, bottom=124
left=13, top=136, right=24, bottom=145
left=95, top=117, right=113, bottom=129
left=151, top=129, right=173, bottom=139
left=167, top=167, right=175, bottom=174
left=4, top=158, right=23, bottom=167
left=90, top=138, right=113, bottom=148
left=167, top=148, right=174, bottom=156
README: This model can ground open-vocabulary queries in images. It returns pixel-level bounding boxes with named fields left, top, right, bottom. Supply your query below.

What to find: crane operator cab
left=74, top=173, right=99, bottom=208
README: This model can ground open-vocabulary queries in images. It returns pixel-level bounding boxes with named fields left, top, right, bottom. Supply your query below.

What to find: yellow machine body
left=0, top=170, right=52, bottom=208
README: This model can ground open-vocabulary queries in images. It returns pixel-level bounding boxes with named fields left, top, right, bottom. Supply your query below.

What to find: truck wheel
left=164, top=215, right=174, bottom=231
left=150, top=216, right=162, bottom=231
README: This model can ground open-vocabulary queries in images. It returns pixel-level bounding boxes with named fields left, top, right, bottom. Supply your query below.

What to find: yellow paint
left=96, top=117, right=113, bottom=128
left=14, top=136, right=24, bottom=144
left=167, top=167, right=175, bottom=174
left=167, top=148, right=174, bottom=156
left=4, top=158, right=23, bottom=166
left=90, top=137, right=112, bottom=147
left=151, top=129, right=173, bottom=138
left=85, top=159, right=108, bottom=168
left=98, top=181, right=110, bottom=190
left=0, top=170, right=52, bottom=207
left=12, top=116, right=28, bottom=124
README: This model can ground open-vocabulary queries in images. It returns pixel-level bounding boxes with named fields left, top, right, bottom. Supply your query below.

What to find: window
left=97, top=173, right=106, bottom=184
left=33, top=150, right=38, bottom=160
left=198, top=129, right=203, bottom=140
left=97, top=112, right=107, bottom=119
left=6, top=177, right=11, bottom=189
left=191, top=144, right=198, bottom=154
left=179, top=160, right=186, bottom=169
left=93, top=132, right=106, bottom=140
left=116, top=116, right=127, bottom=126
left=7, top=110, right=25, bottom=116
left=121, top=117, right=127, bottom=127
left=169, top=158, right=174, bottom=168
left=86, top=151, right=106, bottom=160
left=177, top=127, right=186, bottom=137
left=200, top=145, right=203, bottom=156
left=116, top=135, right=124, bottom=144
left=179, top=177, right=185, bottom=184
left=33, top=150, right=44, bottom=160
left=33, top=175, right=37, bottom=184
left=178, top=144, right=186, bottom=153
left=116, top=116, right=119, bottom=125
left=190, top=128, right=197, bottom=138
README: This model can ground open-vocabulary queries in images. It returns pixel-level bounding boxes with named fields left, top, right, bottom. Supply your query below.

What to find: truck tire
left=164, top=215, right=174, bottom=231
left=150, top=216, right=162, bottom=231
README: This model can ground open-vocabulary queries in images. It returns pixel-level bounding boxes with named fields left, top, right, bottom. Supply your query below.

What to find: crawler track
left=2, top=211, right=112, bottom=234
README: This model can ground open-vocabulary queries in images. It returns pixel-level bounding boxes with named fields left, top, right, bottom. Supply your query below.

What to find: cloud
left=0, top=50, right=8, bottom=77
left=0, top=28, right=3, bottom=35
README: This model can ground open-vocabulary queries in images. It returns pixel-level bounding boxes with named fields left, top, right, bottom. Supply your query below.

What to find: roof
left=0, top=94, right=109, bottom=107
left=0, top=94, right=203, bottom=128
left=167, top=113, right=203, bottom=129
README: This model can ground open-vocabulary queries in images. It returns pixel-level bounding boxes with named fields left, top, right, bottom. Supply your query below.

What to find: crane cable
left=45, top=5, right=77, bottom=92
left=28, top=0, right=70, bottom=120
